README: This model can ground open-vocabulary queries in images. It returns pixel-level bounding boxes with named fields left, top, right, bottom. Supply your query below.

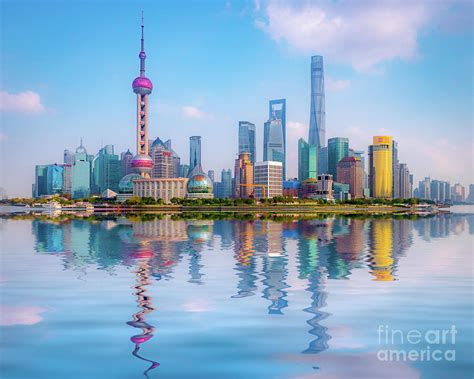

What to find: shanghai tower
left=308, top=55, right=326, bottom=148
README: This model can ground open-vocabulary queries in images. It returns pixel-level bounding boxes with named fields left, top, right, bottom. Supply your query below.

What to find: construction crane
left=239, top=184, right=267, bottom=198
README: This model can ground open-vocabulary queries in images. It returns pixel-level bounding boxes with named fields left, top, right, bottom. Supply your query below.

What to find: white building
left=254, top=161, right=283, bottom=198
left=133, top=178, right=188, bottom=203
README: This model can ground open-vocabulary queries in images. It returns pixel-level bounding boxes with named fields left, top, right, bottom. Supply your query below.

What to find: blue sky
left=1, top=0, right=473, bottom=197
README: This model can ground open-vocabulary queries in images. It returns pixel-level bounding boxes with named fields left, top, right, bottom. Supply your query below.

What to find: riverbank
left=92, top=204, right=410, bottom=214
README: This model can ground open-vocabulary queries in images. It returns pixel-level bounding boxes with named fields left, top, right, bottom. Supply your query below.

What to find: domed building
left=187, top=172, right=214, bottom=199
left=119, top=173, right=143, bottom=194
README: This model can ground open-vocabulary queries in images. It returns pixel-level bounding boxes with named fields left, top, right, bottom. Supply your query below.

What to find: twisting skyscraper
left=131, top=14, right=154, bottom=178
left=308, top=56, right=326, bottom=148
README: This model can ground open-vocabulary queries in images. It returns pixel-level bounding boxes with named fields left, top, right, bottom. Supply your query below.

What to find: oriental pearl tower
left=131, top=14, right=154, bottom=178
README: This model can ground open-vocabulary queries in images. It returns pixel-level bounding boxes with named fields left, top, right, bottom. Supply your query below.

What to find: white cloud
left=0, top=90, right=46, bottom=113
left=0, top=306, right=48, bottom=326
left=182, top=105, right=210, bottom=119
left=256, top=1, right=432, bottom=70
left=326, top=77, right=350, bottom=91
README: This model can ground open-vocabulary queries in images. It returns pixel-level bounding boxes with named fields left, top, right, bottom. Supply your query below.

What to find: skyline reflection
left=26, top=213, right=472, bottom=375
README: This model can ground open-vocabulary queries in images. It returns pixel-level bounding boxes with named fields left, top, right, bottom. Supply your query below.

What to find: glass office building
left=328, top=137, right=349, bottom=181
left=264, top=99, right=286, bottom=179
left=238, top=121, right=256, bottom=164
left=308, top=55, right=326, bottom=148
left=189, top=136, right=202, bottom=173
left=72, top=140, right=91, bottom=198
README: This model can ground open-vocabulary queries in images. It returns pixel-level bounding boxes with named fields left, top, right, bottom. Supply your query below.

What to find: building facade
left=133, top=178, right=188, bottom=202
left=369, top=136, right=393, bottom=198
left=121, top=150, right=134, bottom=177
left=337, top=156, right=364, bottom=199
left=189, top=136, right=202, bottom=173
left=150, top=138, right=173, bottom=178
left=318, top=146, right=328, bottom=174
left=398, top=163, right=411, bottom=199
left=328, top=137, right=349, bottom=180
left=234, top=152, right=254, bottom=198
left=308, top=55, right=326, bottom=148
left=392, top=140, right=400, bottom=198
left=92, top=145, right=121, bottom=194
left=254, top=161, right=283, bottom=198
left=238, top=121, right=256, bottom=164
left=264, top=99, right=286, bottom=179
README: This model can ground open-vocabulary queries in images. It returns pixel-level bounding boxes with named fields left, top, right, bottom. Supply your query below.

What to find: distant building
left=300, top=175, right=334, bottom=200
left=189, top=136, right=201, bottom=173
left=216, top=169, right=233, bottom=198
left=164, top=139, right=181, bottom=178
left=369, top=136, right=393, bottom=198
left=71, top=139, right=93, bottom=198
left=467, top=184, right=474, bottom=203
left=350, top=149, right=368, bottom=189
left=234, top=152, right=254, bottom=198
left=318, top=146, right=328, bottom=175
left=179, top=164, right=190, bottom=178
left=398, top=163, right=411, bottom=199
left=207, top=170, right=215, bottom=183
left=238, top=121, right=256, bottom=163
left=264, top=99, right=286, bottom=179
left=254, top=161, right=283, bottom=198
left=63, top=149, right=75, bottom=165
left=417, top=177, right=431, bottom=199
left=150, top=137, right=173, bottom=178
left=121, top=150, right=134, bottom=177
left=298, top=138, right=317, bottom=181
left=133, top=177, right=188, bottom=203
left=92, top=145, right=121, bottom=194
left=46, top=164, right=64, bottom=195
left=337, top=156, right=364, bottom=199
left=328, top=137, right=349, bottom=180
left=392, top=140, right=400, bottom=198
left=451, top=183, right=465, bottom=202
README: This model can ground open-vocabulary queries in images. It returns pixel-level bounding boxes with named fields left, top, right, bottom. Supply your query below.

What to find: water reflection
left=27, top=212, right=472, bottom=374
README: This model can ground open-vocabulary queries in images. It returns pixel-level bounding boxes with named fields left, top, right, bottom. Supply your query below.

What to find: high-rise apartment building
left=63, top=149, right=75, bottom=165
left=264, top=99, right=286, bottom=179
left=254, top=161, right=283, bottom=198
left=398, top=163, right=411, bottom=199
left=189, top=136, right=201, bottom=173
left=150, top=137, right=173, bottom=178
left=238, top=121, right=256, bottom=163
left=234, top=152, right=254, bottom=198
left=337, top=157, right=364, bottom=199
left=220, top=169, right=233, bottom=198
left=418, top=177, right=431, bottom=199
left=328, top=137, right=349, bottom=180
left=207, top=170, right=215, bottom=183
left=308, top=55, right=325, bottom=148
left=451, top=183, right=465, bottom=202
left=72, top=140, right=91, bottom=198
left=392, top=140, right=400, bottom=198
left=369, top=136, right=393, bottom=198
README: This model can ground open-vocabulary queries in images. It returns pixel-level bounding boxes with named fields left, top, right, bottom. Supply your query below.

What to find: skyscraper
left=164, top=139, right=181, bottom=178
left=234, top=152, right=254, bottom=198
left=130, top=15, right=154, bottom=178
left=398, top=163, right=411, bottom=199
left=254, top=161, right=283, bottom=198
left=337, top=157, right=364, bottom=199
left=72, top=140, right=91, bottom=198
left=328, top=137, right=349, bottom=180
left=308, top=55, right=326, bottom=148
left=318, top=146, right=328, bottom=174
left=46, top=164, right=64, bottom=195
left=298, top=138, right=309, bottom=181
left=238, top=121, right=256, bottom=163
left=121, top=150, right=134, bottom=177
left=220, top=169, right=233, bottom=198
left=92, top=145, right=121, bottom=194
left=368, top=136, right=393, bottom=198
left=189, top=136, right=201, bottom=173
left=392, top=140, right=400, bottom=198
left=207, top=170, right=215, bottom=183
left=264, top=99, right=286, bottom=179
left=150, top=137, right=173, bottom=178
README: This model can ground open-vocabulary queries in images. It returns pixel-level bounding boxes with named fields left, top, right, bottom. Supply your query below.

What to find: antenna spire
left=139, top=11, right=146, bottom=76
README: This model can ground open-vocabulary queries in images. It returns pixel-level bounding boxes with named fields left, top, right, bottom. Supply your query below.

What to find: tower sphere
left=132, top=76, right=153, bottom=95
left=131, top=153, right=153, bottom=176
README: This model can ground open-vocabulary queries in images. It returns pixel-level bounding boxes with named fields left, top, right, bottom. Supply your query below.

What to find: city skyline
left=1, top=1, right=473, bottom=197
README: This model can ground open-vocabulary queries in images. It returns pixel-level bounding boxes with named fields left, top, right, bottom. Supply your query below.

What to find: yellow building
left=369, top=219, right=394, bottom=281
left=234, top=152, right=254, bottom=198
left=369, top=136, right=393, bottom=198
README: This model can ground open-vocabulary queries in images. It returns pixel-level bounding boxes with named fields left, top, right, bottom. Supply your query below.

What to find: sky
left=0, top=0, right=473, bottom=197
